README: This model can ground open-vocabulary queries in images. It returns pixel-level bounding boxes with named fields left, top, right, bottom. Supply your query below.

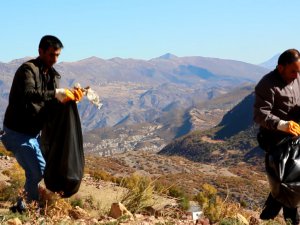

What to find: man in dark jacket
left=1, top=35, right=83, bottom=212
left=254, top=49, right=300, bottom=224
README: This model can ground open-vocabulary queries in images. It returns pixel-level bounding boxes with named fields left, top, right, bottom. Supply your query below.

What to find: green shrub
left=120, top=174, right=156, bottom=213
left=70, top=196, right=83, bottom=208
left=179, top=196, right=190, bottom=211
left=168, top=186, right=185, bottom=198
left=167, top=186, right=191, bottom=210
left=195, top=183, right=222, bottom=223
left=90, top=169, right=114, bottom=182
left=219, top=218, right=244, bottom=225
left=0, top=163, right=25, bottom=202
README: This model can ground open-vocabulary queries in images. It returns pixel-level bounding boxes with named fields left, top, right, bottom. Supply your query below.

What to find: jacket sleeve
left=253, top=79, right=280, bottom=130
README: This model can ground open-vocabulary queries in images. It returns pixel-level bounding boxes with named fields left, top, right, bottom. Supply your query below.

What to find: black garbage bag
left=41, top=101, right=84, bottom=198
left=266, top=136, right=300, bottom=208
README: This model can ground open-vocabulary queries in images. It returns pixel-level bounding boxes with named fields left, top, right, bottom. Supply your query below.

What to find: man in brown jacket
left=254, top=49, right=300, bottom=224
left=1, top=35, right=83, bottom=212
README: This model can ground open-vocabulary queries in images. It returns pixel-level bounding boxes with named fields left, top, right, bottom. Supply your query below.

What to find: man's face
left=39, top=47, right=61, bottom=68
left=278, top=60, right=300, bottom=84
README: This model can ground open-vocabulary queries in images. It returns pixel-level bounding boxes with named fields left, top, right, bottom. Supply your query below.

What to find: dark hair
left=39, top=35, right=64, bottom=51
left=278, top=49, right=300, bottom=66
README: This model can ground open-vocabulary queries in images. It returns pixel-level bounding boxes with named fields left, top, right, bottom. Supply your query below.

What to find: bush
left=168, top=186, right=185, bottom=198
left=195, top=183, right=222, bottom=223
left=89, top=169, right=115, bottom=182
left=0, top=163, right=25, bottom=202
left=168, top=186, right=190, bottom=210
left=179, top=196, right=190, bottom=211
left=120, top=174, right=156, bottom=213
left=219, top=218, right=244, bottom=225
left=70, top=196, right=84, bottom=208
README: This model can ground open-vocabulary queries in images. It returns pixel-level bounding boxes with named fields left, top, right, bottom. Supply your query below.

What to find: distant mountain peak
left=259, top=53, right=280, bottom=69
left=158, top=53, right=178, bottom=59
left=109, top=57, right=123, bottom=61
left=77, top=56, right=104, bottom=63
left=8, top=56, right=34, bottom=64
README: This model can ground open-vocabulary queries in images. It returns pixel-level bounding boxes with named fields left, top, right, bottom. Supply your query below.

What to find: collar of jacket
left=272, top=68, right=288, bottom=85
left=31, top=57, right=61, bottom=79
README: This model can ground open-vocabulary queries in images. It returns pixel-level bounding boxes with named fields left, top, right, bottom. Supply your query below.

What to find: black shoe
left=260, top=194, right=282, bottom=220
left=9, top=205, right=26, bottom=214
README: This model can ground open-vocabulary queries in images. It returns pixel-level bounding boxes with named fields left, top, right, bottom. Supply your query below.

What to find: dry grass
left=119, top=174, right=157, bottom=213
left=0, top=144, right=13, bottom=157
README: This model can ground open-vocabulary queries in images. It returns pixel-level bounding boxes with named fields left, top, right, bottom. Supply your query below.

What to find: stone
left=6, top=218, right=22, bottom=225
left=108, top=202, right=133, bottom=219
left=69, top=206, right=90, bottom=220
left=236, top=213, right=249, bottom=225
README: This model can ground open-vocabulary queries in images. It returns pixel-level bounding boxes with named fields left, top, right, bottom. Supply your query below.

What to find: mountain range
left=0, top=54, right=268, bottom=132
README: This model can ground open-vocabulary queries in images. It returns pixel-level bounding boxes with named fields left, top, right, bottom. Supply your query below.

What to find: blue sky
left=0, top=0, right=299, bottom=64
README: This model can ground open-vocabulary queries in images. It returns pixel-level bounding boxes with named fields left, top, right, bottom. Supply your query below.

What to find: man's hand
left=277, top=120, right=300, bottom=136
left=73, top=88, right=84, bottom=102
left=55, top=88, right=84, bottom=103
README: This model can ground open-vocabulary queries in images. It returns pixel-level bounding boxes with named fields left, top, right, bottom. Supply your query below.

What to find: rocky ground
left=0, top=151, right=285, bottom=225
left=0, top=155, right=204, bottom=224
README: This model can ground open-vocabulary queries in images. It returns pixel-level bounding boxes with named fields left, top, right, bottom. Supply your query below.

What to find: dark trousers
left=260, top=193, right=299, bottom=225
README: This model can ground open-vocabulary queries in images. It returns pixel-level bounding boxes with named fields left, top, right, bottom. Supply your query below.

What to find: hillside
left=215, top=92, right=255, bottom=139
left=155, top=91, right=268, bottom=208
left=158, top=91, right=263, bottom=168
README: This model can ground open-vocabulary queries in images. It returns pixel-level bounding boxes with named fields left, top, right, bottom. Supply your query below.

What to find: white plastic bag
left=74, top=83, right=103, bottom=109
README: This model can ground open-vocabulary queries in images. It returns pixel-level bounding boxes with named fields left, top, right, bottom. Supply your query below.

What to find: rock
left=249, top=216, right=260, bottom=225
left=236, top=213, right=249, bottom=225
left=196, top=217, right=210, bottom=225
left=108, top=202, right=133, bottom=219
left=143, top=206, right=161, bottom=216
left=90, top=218, right=99, bottom=224
left=6, top=218, right=22, bottom=225
left=69, top=206, right=90, bottom=220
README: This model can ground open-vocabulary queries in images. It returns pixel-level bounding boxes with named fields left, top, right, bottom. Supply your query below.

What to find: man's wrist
left=277, top=120, right=289, bottom=132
